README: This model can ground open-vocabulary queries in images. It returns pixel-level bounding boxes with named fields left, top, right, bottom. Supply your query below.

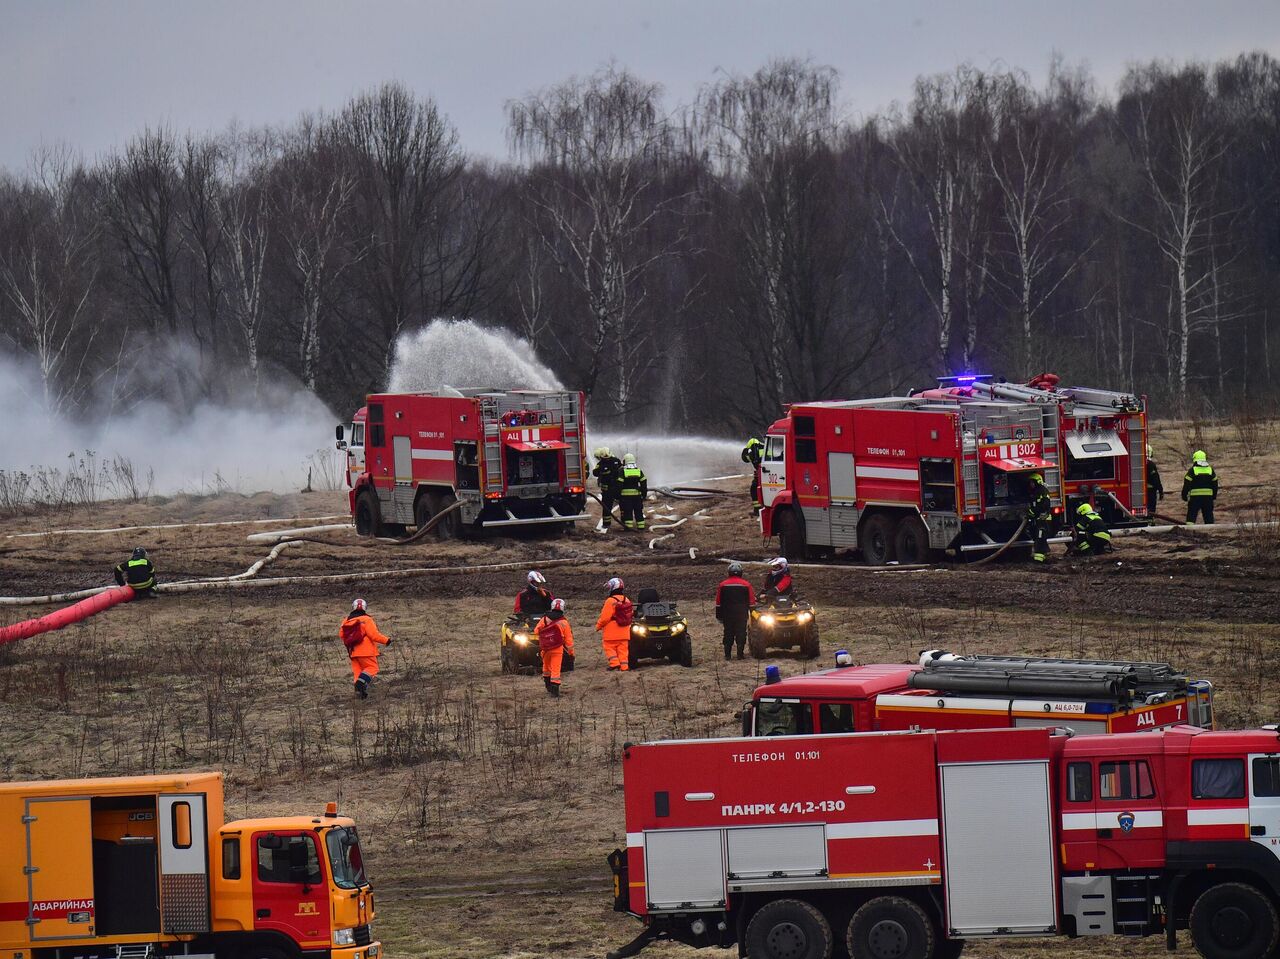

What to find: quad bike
left=500, top=613, right=575, bottom=675
left=748, top=595, right=819, bottom=659
left=627, top=588, right=694, bottom=669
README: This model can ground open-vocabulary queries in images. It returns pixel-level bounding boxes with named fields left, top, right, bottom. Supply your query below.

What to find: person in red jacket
left=761, top=557, right=794, bottom=600
left=339, top=598, right=391, bottom=699
left=535, top=598, right=575, bottom=697
left=595, top=577, right=633, bottom=671
left=515, top=570, right=554, bottom=616
left=716, top=562, right=756, bottom=660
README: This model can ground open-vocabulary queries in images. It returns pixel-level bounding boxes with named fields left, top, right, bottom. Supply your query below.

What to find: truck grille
left=353, top=924, right=372, bottom=946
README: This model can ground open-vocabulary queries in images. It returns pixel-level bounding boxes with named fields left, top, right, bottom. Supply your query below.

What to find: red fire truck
left=337, top=389, right=589, bottom=537
left=607, top=724, right=1280, bottom=959
left=744, top=652, right=1215, bottom=739
left=757, top=393, right=1062, bottom=565
left=919, top=374, right=1151, bottom=525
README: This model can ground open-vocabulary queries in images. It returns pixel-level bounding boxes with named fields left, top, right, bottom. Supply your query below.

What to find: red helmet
left=551, top=598, right=566, bottom=612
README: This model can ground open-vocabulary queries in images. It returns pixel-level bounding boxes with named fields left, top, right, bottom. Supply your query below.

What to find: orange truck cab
left=0, top=772, right=381, bottom=959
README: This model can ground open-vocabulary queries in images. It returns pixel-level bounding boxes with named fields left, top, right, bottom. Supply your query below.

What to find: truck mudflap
left=608, top=848, right=630, bottom=912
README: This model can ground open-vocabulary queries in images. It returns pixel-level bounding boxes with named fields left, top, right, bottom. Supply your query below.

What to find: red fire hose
left=0, top=585, right=136, bottom=646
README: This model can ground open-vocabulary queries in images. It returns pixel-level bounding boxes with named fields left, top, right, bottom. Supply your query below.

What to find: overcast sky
left=3, top=0, right=1278, bottom=173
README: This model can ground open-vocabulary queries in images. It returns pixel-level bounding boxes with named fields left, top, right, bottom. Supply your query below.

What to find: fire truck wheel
left=934, top=939, right=964, bottom=959
left=892, top=515, right=931, bottom=565
left=775, top=509, right=808, bottom=561
left=354, top=491, right=383, bottom=537
left=414, top=494, right=434, bottom=530
left=860, top=513, right=897, bottom=566
left=744, top=898, right=833, bottom=959
left=847, top=896, right=935, bottom=959
left=432, top=492, right=462, bottom=538
left=1189, top=882, right=1279, bottom=959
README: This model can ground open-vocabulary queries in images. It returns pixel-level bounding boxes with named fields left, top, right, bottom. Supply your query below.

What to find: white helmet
left=527, top=570, right=546, bottom=585
left=623, top=453, right=637, bottom=466
left=606, top=577, right=625, bottom=592
left=594, top=447, right=611, bottom=458
left=351, top=598, right=367, bottom=612
left=769, top=557, right=789, bottom=572
left=551, top=598, right=566, bottom=612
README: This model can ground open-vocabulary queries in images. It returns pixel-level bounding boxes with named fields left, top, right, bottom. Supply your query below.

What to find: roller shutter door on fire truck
left=940, top=761, right=1057, bottom=936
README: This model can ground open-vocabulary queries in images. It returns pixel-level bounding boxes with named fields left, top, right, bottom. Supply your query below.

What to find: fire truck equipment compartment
left=984, top=454, right=1056, bottom=472
left=1064, top=430, right=1128, bottom=460
left=504, top=439, right=571, bottom=452
left=940, top=760, right=1057, bottom=936
left=644, top=828, right=726, bottom=910
left=726, top=824, right=827, bottom=881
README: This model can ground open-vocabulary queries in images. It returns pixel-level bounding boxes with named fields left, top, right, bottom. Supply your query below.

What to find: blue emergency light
left=765, top=665, right=781, bottom=685
left=835, top=649, right=853, bottom=667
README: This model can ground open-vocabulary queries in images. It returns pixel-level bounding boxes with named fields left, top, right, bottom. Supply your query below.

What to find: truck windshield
left=754, top=699, right=807, bottom=736
left=325, top=827, right=367, bottom=889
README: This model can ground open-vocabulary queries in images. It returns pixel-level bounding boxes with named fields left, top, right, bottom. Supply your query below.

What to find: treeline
left=2, top=55, right=1278, bottom=430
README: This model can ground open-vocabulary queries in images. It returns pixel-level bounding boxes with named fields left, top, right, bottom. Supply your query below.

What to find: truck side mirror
left=260, top=833, right=283, bottom=850
left=336, top=425, right=345, bottom=442
left=740, top=704, right=753, bottom=737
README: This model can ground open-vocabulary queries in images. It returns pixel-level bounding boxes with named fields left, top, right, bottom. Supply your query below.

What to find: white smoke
left=588, top=434, right=745, bottom=488
left=0, top=352, right=340, bottom=496
left=388, top=319, right=563, bottom=392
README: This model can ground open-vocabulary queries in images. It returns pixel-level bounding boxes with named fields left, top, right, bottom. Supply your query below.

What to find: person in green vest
left=1181, top=450, right=1219, bottom=524
left=741, top=436, right=764, bottom=513
left=619, top=453, right=648, bottom=531
left=113, top=547, right=157, bottom=597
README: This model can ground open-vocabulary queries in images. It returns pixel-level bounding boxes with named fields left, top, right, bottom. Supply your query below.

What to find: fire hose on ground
left=0, top=586, right=137, bottom=645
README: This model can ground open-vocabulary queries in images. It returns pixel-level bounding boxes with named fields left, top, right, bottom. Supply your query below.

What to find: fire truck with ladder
left=607, top=723, right=1280, bottom=959
left=337, top=388, right=589, bottom=537
left=1, top=771, right=379, bottom=959
left=744, top=651, right=1214, bottom=739
left=757, top=375, right=1149, bottom=564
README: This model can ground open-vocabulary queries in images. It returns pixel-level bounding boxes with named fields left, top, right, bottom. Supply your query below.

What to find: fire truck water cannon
left=339, top=388, right=589, bottom=539
left=743, top=651, right=1213, bottom=738
left=607, top=724, right=1280, bottom=959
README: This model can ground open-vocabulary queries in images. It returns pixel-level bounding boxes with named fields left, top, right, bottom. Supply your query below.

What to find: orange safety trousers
left=351, top=656, right=380, bottom=682
left=603, top=637, right=629, bottom=671
left=542, top=646, right=565, bottom=684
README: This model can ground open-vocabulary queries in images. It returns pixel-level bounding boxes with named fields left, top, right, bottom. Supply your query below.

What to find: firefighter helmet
left=623, top=453, right=637, bottom=467
left=1077, top=502, right=1094, bottom=517
left=527, top=570, right=547, bottom=585
left=606, top=577, right=624, bottom=592
left=1146, top=445, right=1153, bottom=458
left=132, top=547, right=148, bottom=560
left=1193, top=449, right=1207, bottom=463
left=594, top=447, right=611, bottom=459
left=727, top=562, right=744, bottom=577
left=1028, top=472, right=1043, bottom=485
left=551, top=598, right=566, bottom=612
left=351, top=598, right=367, bottom=612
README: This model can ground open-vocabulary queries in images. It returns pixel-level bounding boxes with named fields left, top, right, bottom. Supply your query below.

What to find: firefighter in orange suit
left=339, top=598, right=391, bottom=699
left=595, top=577, right=634, bottom=671
left=535, top=598, right=575, bottom=697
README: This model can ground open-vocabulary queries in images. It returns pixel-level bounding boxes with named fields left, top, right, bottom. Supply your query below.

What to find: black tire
left=802, top=622, right=820, bottom=659
left=847, top=896, right=936, bottom=959
left=745, top=898, right=834, bottom=959
left=432, top=491, right=462, bottom=539
left=242, top=948, right=288, bottom=959
left=677, top=635, right=693, bottom=668
left=500, top=642, right=515, bottom=674
left=1189, top=882, right=1279, bottom=959
left=861, top=513, right=897, bottom=566
left=413, top=494, right=434, bottom=531
left=893, top=515, right=931, bottom=565
left=628, top=646, right=639, bottom=670
left=776, top=509, right=807, bottom=562
left=354, top=491, right=382, bottom=537
left=748, top=622, right=768, bottom=660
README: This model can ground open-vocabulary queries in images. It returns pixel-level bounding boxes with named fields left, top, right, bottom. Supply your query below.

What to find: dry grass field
left=1, top=419, right=1278, bottom=959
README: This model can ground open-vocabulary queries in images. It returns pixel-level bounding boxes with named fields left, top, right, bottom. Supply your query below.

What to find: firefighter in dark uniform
left=715, top=562, right=756, bottom=660
left=1072, top=503, right=1112, bottom=557
left=1181, top=449, right=1219, bottom=524
left=1025, top=472, right=1053, bottom=564
left=592, top=447, right=623, bottom=530
left=1145, top=445, right=1165, bottom=521
left=114, top=547, right=157, bottom=597
left=741, top=436, right=764, bottom=513
left=619, top=453, right=648, bottom=531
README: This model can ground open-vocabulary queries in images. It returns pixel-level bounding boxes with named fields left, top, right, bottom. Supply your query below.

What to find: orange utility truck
left=0, top=771, right=380, bottom=959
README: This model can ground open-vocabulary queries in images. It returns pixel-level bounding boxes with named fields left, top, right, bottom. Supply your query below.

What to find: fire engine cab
left=758, top=393, right=1061, bottom=565
left=745, top=652, right=1214, bottom=739
left=608, top=724, right=1280, bottom=959
left=338, top=388, right=589, bottom=537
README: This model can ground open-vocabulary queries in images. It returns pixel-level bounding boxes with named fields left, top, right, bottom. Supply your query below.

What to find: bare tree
left=217, top=134, right=276, bottom=389
left=508, top=65, right=689, bottom=420
left=178, top=135, right=228, bottom=360
left=0, top=147, right=101, bottom=413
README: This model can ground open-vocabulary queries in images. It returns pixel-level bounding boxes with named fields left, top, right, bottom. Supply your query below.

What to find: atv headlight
left=797, top=611, right=813, bottom=623
left=632, top=625, right=648, bottom=637
left=514, top=633, right=530, bottom=645
left=760, top=614, right=776, bottom=627
left=672, top=622, right=686, bottom=634
left=334, top=928, right=355, bottom=946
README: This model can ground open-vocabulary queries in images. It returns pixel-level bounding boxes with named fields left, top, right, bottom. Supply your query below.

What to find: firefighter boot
left=543, top=676, right=553, bottom=692
left=549, top=682, right=561, bottom=698
left=354, top=672, right=371, bottom=699
left=723, top=645, right=731, bottom=661
left=736, top=646, right=745, bottom=660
